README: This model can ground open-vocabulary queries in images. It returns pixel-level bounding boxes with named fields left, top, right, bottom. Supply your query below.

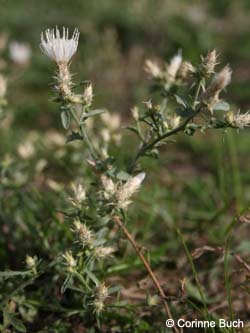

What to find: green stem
left=73, top=271, right=91, bottom=292
left=70, top=107, right=98, bottom=161
left=193, top=79, right=203, bottom=108
left=128, top=109, right=201, bottom=173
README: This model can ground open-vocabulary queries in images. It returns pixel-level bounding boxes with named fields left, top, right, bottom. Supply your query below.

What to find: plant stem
left=113, top=215, right=179, bottom=333
left=128, top=110, right=200, bottom=173
left=70, top=107, right=98, bottom=161
left=193, top=79, right=203, bottom=108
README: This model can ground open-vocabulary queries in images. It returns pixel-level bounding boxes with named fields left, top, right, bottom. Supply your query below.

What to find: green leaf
left=175, top=95, right=187, bottom=107
left=61, top=274, right=72, bottom=294
left=61, top=110, right=71, bottom=129
left=84, top=269, right=99, bottom=286
left=80, top=109, right=106, bottom=122
left=116, top=171, right=130, bottom=181
left=124, top=126, right=140, bottom=136
left=6, top=314, right=27, bottom=332
left=0, top=270, right=31, bottom=278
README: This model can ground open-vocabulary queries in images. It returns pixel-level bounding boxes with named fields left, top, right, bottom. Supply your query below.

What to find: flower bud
left=73, top=219, right=93, bottom=246
left=62, top=250, right=76, bottom=272
left=26, top=255, right=36, bottom=269
left=131, top=106, right=139, bottom=121
left=83, top=84, right=93, bottom=105
left=201, top=50, right=218, bottom=76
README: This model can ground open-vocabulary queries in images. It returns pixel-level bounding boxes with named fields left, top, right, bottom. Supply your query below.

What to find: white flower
left=9, top=41, right=31, bottom=65
left=40, top=26, right=79, bottom=64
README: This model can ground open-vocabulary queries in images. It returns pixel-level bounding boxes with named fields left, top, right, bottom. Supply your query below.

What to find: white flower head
left=40, top=26, right=79, bottom=64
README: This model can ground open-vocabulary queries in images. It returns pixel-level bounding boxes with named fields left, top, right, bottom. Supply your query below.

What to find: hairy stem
left=113, top=215, right=179, bottom=333
left=70, top=107, right=98, bottom=161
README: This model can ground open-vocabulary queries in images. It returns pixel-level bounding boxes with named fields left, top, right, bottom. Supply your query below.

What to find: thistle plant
left=1, top=24, right=249, bottom=333
left=38, top=27, right=250, bottom=332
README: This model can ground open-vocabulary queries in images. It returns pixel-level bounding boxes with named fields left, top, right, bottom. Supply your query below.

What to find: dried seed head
left=40, top=27, right=79, bottom=64
left=73, top=220, right=93, bottom=246
left=167, top=51, right=182, bottom=80
left=144, top=59, right=162, bottom=78
left=116, top=172, right=146, bottom=209
left=62, top=250, right=76, bottom=272
left=201, top=50, right=218, bottom=76
left=83, top=84, right=93, bottom=105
